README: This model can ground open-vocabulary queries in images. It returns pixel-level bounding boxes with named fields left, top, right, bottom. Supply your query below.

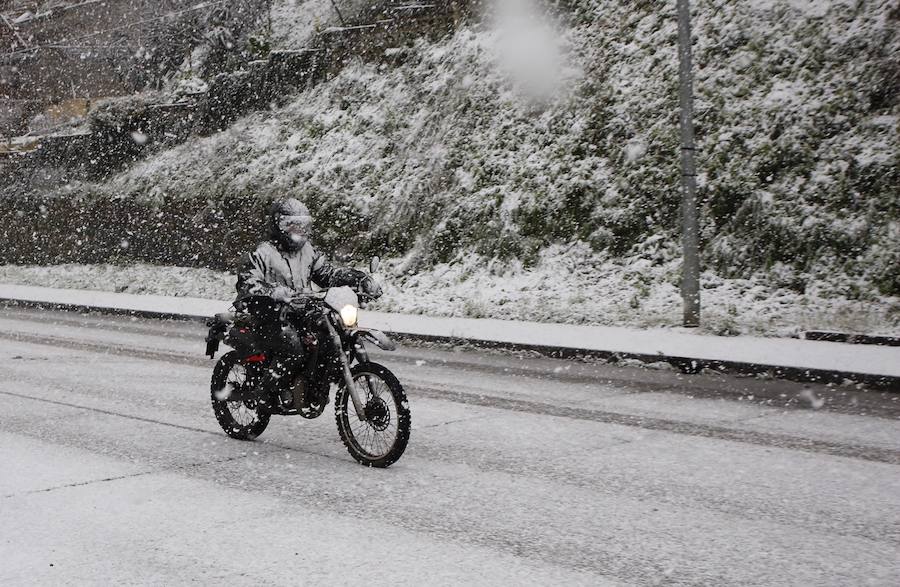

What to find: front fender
left=350, top=328, right=396, bottom=352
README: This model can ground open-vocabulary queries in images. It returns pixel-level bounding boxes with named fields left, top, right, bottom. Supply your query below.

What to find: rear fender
left=226, top=325, right=265, bottom=356
left=205, top=313, right=232, bottom=358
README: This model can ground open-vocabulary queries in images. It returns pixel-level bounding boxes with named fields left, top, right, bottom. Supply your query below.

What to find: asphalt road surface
left=1, top=306, right=898, bottom=586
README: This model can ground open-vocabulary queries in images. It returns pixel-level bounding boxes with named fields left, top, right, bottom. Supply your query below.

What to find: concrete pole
left=677, top=0, right=700, bottom=327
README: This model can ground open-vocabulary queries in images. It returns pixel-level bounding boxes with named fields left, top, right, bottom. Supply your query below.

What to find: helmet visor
left=278, top=215, right=313, bottom=233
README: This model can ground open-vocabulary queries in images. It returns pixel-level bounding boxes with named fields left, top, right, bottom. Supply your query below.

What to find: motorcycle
left=203, top=258, right=410, bottom=468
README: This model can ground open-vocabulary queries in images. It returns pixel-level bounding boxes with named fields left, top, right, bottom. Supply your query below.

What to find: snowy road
left=1, top=307, right=899, bottom=586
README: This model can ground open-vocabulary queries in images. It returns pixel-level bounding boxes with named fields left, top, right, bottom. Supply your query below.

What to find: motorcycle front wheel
left=335, top=362, right=411, bottom=468
left=211, top=351, right=270, bottom=440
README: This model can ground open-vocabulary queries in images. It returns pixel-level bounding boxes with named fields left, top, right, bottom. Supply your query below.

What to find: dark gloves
left=359, top=275, right=383, bottom=299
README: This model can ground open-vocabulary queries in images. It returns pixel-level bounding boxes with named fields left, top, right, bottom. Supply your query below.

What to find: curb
left=0, top=298, right=211, bottom=324
left=3, top=297, right=899, bottom=393
left=389, top=333, right=900, bottom=392
left=804, top=331, right=900, bottom=347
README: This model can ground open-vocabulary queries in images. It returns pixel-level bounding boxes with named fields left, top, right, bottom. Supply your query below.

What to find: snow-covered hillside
left=2, top=0, right=898, bottom=334
left=108, top=1, right=898, bottom=279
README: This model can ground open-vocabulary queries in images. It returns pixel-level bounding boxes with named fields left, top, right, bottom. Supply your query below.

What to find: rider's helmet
left=269, top=197, right=313, bottom=251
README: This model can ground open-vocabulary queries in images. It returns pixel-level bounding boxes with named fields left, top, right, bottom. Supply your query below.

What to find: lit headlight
left=340, top=305, right=358, bottom=327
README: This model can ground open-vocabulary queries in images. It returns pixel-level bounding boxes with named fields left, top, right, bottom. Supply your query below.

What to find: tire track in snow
left=1, top=455, right=250, bottom=499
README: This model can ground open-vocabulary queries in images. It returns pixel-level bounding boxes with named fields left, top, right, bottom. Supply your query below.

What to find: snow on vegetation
left=1, top=258, right=897, bottom=338
left=0, top=263, right=235, bottom=301
left=266, top=0, right=371, bottom=50
left=11, top=0, right=898, bottom=336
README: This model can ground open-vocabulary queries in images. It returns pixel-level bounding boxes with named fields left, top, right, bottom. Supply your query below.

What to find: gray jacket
left=235, top=240, right=363, bottom=305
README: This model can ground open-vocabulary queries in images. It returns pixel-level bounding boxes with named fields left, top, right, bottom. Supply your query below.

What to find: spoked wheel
left=211, top=351, right=270, bottom=440
left=335, top=362, right=410, bottom=468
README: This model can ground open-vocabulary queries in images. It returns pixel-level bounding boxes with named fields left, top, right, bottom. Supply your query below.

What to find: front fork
left=324, top=317, right=368, bottom=422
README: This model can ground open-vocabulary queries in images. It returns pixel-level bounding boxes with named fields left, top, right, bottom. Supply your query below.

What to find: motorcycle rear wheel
left=211, top=351, right=270, bottom=440
left=335, top=362, right=411, bottom=468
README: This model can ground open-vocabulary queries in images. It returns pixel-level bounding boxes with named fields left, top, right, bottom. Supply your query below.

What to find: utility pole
left=677, top=0, right=700, bottom=327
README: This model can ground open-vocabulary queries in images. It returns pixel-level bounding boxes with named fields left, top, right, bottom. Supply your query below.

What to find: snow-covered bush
left=93, top=0, right=898, bottom=300
left=688, top=0, right=900, bottom=298
left=1, top=0, right=897, bottom=334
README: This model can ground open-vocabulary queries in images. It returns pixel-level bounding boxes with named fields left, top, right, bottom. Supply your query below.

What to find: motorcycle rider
left=235, top=197, right=382, bottom=354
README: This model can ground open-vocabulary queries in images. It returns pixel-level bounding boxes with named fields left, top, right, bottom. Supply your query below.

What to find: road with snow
left=1, top=306, right=899, bottom=586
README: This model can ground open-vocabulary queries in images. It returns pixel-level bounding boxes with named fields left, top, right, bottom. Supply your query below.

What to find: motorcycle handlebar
left=280, top=289, right=380, bottom=311
left=289, top=290, right=379, bottom=302
left=287, top=292, right=325, bottom=303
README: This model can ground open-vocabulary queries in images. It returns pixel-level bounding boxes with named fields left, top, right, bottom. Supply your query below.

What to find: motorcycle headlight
left=340, top=304, right=358, bottom=327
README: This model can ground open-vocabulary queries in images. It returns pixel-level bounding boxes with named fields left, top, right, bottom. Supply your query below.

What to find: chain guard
left=286, top=375, right=329, bottom=419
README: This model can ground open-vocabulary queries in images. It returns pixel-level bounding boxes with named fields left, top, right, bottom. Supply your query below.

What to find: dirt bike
left=203, top=261, right=410, bottom=468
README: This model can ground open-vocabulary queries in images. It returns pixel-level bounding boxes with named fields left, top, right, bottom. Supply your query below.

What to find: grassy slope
left=20, top=0, right=899, bottom=334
